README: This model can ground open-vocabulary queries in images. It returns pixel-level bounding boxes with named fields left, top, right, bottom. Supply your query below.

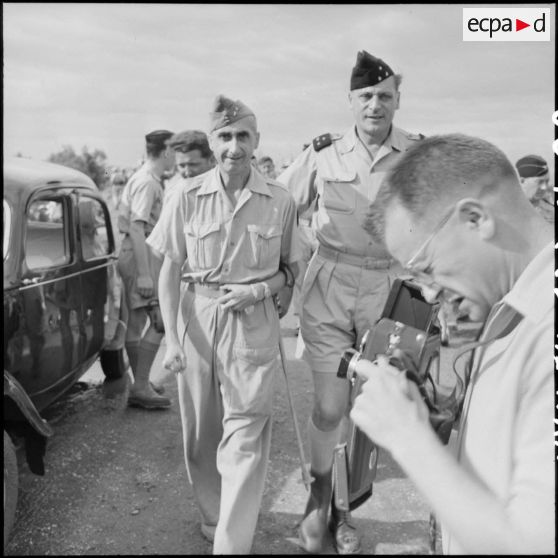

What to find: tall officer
left=278, top=50, right=424, bottom=554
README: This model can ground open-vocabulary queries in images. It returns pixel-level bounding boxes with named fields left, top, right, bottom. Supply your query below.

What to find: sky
left=3, top=3, right=556, bottom=173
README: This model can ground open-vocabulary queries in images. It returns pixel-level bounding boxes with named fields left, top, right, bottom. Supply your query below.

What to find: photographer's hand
left=349, top=356, right=430, bottom=454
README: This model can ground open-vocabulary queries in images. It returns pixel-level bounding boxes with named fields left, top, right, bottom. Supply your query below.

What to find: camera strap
left=452, top=303, right=524, bottom=426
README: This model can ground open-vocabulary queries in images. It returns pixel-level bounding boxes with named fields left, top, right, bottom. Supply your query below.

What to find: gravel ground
left=5, top=308, right=480, bottom=555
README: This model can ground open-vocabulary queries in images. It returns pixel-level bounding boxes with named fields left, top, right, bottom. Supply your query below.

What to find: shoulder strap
left=313, top=133, right=333, bottom=152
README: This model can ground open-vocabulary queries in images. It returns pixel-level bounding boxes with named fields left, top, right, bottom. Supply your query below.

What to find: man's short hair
left=145, top=129, right=173, bottom=159
left=364, top=134, right=518, bottom=242
left=258, top=156, right=274, bottom=166
left=168, top=130, right=212, bottom=159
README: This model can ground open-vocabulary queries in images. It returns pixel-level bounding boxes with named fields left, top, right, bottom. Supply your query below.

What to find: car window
left=78, top=196, right=110, bottom=260
left=25, top=199, right=69, bottom=270
left=3, top=199, right=11, bottom=261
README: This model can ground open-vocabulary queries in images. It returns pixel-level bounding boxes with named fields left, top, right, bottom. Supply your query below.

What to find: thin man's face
left=209, top=118, right=260, bottom=176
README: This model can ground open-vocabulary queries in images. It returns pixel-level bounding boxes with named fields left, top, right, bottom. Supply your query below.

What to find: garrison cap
left=145, top=129, right=174, bottom=148
left=515, top=154, right=549, bottom=178
left=209, top=94, right=255, bottom=132
left=350, top=50, right=395, bottom=91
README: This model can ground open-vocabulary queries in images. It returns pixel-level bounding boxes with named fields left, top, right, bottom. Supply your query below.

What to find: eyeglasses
left=404, top=204, right=457, bottom=301
left=405, top=204, right=456, bottom=273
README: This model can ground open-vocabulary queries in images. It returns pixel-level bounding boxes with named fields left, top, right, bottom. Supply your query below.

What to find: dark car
left=3, top=157, right=127, bottom=546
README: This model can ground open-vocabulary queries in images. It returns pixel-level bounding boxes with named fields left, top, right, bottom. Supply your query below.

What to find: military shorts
left=117, top=235, right=161, bottom=310
left=299, top=249, right=400, bottom=373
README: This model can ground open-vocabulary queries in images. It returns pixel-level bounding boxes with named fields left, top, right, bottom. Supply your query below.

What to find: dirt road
left=5, top=311, right=476, bottom=555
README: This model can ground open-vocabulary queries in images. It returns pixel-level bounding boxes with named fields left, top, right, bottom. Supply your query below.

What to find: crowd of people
left=100, top=50, right=553, bottom=555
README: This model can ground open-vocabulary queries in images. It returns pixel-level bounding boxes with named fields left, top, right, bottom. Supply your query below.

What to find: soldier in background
left=279, top=50, right=424, bottom=554
left=515, top=154, right=554, bottom=224
left=257, top=155, right=277, bottom=179
left=117, top=130, right=175, bottom=409
left=163, top=130, right=215, bottom=200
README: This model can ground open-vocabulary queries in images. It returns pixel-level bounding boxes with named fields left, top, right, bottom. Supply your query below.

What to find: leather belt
left=317, top=244, right=393, bottom=270
left=187, top=283, right=228, bottom=299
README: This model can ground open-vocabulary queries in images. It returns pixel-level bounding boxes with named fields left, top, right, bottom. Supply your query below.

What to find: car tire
left=100, top=348, right=127, bottom=381
left=4, top=430, right=18, bottom=549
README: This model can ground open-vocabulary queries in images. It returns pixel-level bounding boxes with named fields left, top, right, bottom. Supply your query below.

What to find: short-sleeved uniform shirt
left=116, top=164, right=164, bottom=309
left=146, top=166, right=301, bottom=285
left=117, top=164, right=164, bottom=236
left=443, top=241, right=554, bottom=554
left=278, top=125, right=423, bottom=257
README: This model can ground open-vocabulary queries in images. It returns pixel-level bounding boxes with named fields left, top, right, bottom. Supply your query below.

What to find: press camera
left=333, top=278, right=463, bottom=512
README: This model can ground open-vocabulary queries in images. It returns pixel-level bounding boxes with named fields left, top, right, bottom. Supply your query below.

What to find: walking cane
left=274, top=300, right=314, bottom=491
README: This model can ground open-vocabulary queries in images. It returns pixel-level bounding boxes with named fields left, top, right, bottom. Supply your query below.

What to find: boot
left=329, top=498, right=362, bottom=555
left=298, top=469, right=333, bottom=553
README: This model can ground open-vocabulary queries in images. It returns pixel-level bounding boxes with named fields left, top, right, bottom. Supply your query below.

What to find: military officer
left=148, top=95, right=301, bottom=554
left=515, top=154, right=554, bottom=224
left=278, top=50, right=424, bottom=554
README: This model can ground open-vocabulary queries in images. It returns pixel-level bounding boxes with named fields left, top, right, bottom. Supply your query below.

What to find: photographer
left=352, top=133, right=554, bottom=554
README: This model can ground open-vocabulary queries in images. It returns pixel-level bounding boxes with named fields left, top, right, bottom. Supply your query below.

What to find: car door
left=18, top=192, right=84, bottom=410
left=75, top=192, right=117, bottom=366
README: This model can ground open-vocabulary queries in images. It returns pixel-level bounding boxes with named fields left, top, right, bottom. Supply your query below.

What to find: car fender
left=3, top=371, right=53, bottom=438
left=4, top=371, right=53, bottom=476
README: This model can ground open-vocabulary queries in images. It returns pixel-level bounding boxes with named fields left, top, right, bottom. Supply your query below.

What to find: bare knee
left=312, top=399, right=345, bottom=431
left=125, top=308, right=147, bottom=343
left=311, top=372, right=350, bottom=431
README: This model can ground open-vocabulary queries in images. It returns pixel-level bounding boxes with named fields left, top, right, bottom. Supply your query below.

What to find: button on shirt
left=443, top=241, right=554, bottom=554
left=117, top=165, right=164, bottom=236
left=278, top=125, right=422, bottom=258
left=146, top=167, right=301, bottom=285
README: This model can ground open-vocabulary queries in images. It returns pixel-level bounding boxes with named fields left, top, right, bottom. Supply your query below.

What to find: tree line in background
left=46, top=145, right=109, bottom=189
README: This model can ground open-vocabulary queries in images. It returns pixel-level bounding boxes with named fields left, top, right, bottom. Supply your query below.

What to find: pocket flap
left=247, top=224, right=282, bottom=240
left=187, top=222, right=220, bottom=238
left=322, top=171, right=357, bottom=183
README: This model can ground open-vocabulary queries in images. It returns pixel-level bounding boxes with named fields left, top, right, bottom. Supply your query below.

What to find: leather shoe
left=200, top=523, right=216, bottom=542
left=128, top=393, right=171, bottom=409
left=329, top=507, right=361, bottom=555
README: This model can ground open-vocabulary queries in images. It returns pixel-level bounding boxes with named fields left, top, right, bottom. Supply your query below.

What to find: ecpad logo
left=463, top=8, right=550, bottom=41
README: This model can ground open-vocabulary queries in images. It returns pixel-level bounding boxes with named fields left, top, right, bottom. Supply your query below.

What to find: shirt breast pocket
left=185, top=222, right=222, bottom=270
left=245, top=224, right=282, bottom=270
left=321, top=172, right=357, bottom=214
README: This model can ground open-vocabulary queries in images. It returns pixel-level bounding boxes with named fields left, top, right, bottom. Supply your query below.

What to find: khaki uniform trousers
left=177, top=284, right=280, bottom=554
left=300, top=246, right=401, bottom=373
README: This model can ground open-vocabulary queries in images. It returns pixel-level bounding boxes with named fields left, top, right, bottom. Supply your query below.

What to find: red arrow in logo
left=516, top=19, right=530, bottom=31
